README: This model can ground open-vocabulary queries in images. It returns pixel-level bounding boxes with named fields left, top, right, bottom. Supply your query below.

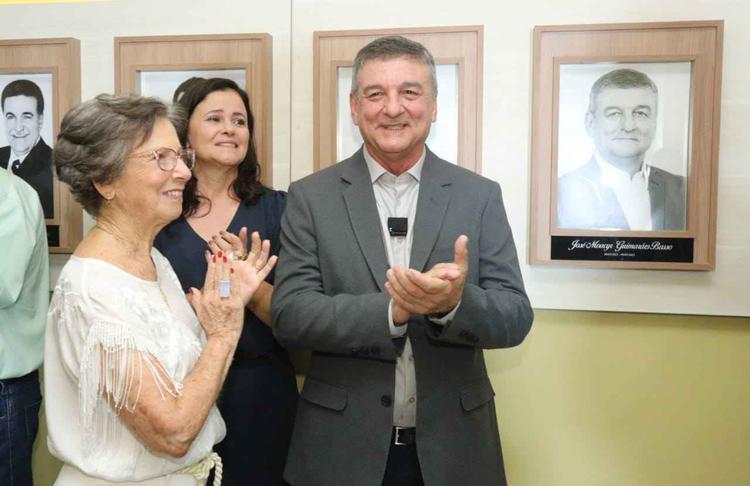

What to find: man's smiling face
left=586, top=86, right=657, bottom=164
left=350, top=56, right=437, bottom=170
left=3, top=95, right=42, bottom=157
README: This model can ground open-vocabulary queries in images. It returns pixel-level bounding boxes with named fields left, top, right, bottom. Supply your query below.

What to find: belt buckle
left=394, top=426, right=408, bottom=446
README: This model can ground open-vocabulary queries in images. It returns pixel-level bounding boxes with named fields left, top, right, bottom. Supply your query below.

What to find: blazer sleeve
left=271, top=181, right=398, bottom=359
left=424, top=182, right=533, bottom=349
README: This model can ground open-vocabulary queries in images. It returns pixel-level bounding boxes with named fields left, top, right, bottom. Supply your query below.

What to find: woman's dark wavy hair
left=176, top=77, right=265, bottom=217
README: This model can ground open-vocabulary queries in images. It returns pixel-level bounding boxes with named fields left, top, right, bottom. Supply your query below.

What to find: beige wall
left=1, top=0, right=748, bottom=485
left=489, top=310, right=750, bottom=485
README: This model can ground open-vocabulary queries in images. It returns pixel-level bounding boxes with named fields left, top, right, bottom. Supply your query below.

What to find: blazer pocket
left=460, top=377, right=495, bottom=412
left=300, top=377, right=348, bottom=411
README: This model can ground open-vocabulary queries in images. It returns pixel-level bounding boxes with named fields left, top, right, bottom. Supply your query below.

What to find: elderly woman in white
left=44, top=94, right=275, bottom=485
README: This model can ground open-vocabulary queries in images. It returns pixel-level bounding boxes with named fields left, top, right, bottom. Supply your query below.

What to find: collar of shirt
left=594, top=152, right=651, bottom=188
left=9, top=139, right=39, bottom=167
left=363, top=145, right=426, bottom=184
left=593, top=152, right=653, bottom=230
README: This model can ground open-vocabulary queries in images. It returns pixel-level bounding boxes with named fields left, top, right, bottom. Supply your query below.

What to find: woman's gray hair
left=350, top=35, right=437, bottom=97
left=53, top=94, right=184, bottom=216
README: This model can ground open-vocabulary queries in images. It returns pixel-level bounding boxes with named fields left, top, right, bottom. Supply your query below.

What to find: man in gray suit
left=272, top=36, right=533, bottom=486
left=557, top=68, right=686, bottom=231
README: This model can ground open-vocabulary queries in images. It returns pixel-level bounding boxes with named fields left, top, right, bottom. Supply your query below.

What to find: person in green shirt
left=0, top=167, right=48, bottom=486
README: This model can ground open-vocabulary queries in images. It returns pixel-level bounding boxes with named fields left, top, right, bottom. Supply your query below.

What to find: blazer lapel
left=341, top=150, right=389, bottom=292
left=410, top=150, right=452, bottom=272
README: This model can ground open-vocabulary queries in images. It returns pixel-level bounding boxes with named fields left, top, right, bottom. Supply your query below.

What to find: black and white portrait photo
left=139, top=68, right=247, bottom=103
left=0, top=73, right=54, bottom=219
left=556, top=62, right=691, bottom=231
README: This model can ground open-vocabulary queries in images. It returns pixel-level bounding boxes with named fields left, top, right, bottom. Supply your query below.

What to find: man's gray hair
left=588, top=68, right=658, bottom=114
left=53, top=94, right=184, bottom=216
left=350, top=35, right=437, bottom=97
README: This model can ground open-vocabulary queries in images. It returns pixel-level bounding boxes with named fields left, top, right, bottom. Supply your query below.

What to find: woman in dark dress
left=154, top=78, right=297, bottom=486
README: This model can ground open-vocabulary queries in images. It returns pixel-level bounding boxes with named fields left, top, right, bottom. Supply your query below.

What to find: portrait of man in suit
left=272, top=36, right=533, bottom=486
left=557, top=68, right=687, bottom=231
left=1, top=78, right=54, bottom=219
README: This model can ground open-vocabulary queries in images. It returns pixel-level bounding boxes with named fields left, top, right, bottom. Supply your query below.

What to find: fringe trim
left=79, top=321, right=182, bottom=461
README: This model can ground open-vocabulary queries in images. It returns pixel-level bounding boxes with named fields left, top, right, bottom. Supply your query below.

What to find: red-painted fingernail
left=223, top=256, right=227, bottom=263
left=212, top=255, right=216, bottom=263
left=230, top=268, right=234, bottom=274
left=218, top=251, right=223, bottom=258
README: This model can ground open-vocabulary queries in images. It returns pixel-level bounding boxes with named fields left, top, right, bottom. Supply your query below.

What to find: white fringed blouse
left=44, top=249, right=225, bottom=484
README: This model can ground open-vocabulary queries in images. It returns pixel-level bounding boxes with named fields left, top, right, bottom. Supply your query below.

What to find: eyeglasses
left=129, top=147, right=195, bottom=171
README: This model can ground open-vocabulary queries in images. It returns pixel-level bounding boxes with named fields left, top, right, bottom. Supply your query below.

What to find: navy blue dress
left=155, top=190, right=297, bottom=486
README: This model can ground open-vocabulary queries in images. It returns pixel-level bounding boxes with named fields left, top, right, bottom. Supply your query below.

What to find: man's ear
left=349, top=93, right=360, bottom=127
left=37, top=112, right=43, bottom=131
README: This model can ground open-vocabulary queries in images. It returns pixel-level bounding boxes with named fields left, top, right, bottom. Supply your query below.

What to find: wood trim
left=534, top=20, right=724, bottom=34
left=474, top=25, right=484, bottom=174
left=315, top=25, right=484, bottom=39
left=0, top=37, right=82, bottom=253
left=706, top=23, right=724, bottom=268
left=114, top=33, right=271, bottom=44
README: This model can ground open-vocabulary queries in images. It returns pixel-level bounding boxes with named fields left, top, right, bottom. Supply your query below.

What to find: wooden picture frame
left=114, top=34, right=273, bottom=187
left=529, top=21, right=723, bottom=270
left=314, top=26, right=483, bottom=171
left=0, top=38, right=81, bottom=253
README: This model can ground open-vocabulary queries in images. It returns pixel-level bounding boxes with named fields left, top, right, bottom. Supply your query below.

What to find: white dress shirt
left=6, top=137, right=38, bottom=170
left=363, top=146, right=457, bottom=427
left=595, top=153, right=653, bottom=231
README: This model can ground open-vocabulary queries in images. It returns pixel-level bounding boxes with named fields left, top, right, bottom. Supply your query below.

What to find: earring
left=104, top=192, right=115, bottom=201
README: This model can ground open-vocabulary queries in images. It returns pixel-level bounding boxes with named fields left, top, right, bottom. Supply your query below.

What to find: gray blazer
left=557, top=157, right=687, bottom=231
left=272, top=148, right=533, bottom=486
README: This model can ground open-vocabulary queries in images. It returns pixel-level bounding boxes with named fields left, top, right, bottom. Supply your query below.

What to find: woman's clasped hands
left=204, top=226, right=277, bottom=307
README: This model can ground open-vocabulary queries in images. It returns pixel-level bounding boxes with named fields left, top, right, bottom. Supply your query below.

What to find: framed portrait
left=114, top=34, right=273, bottom=186
left=529, top=21, right=723, bottom=270
left=0, top=38, right=82, bottom=253
left=314, top=26, right=482, bottom=171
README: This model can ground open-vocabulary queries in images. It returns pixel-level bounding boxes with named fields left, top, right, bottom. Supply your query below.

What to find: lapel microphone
left=387, top=217, right=408, bottom=237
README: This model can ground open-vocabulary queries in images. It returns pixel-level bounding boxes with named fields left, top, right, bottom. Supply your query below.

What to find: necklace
left=92, top=224, right=157, bottom=281
left=94, top=224, right=172, bottom=312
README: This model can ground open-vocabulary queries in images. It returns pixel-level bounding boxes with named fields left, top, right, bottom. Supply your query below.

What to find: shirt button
left=381, top=395, right=392, bottom=407
left=408, top=397, right=415, bottom=404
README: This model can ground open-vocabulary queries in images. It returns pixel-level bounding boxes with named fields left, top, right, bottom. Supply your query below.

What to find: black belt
left=392, top=427, right=416, bottom=446
left=0, top=369, right=38, bottom=387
